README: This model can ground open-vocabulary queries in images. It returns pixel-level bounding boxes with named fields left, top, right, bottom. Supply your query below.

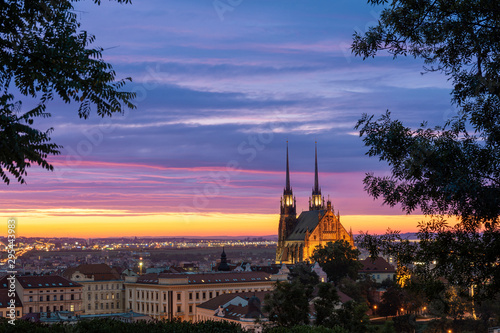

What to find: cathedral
left=275, top=143, right=354, bottom=264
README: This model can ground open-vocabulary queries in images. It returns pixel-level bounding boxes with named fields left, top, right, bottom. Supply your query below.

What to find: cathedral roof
left=286, top=210, right=325, bottom=241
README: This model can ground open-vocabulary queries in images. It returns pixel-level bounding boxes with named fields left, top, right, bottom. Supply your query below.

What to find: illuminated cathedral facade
left=276, top=143, right=354, bottom=264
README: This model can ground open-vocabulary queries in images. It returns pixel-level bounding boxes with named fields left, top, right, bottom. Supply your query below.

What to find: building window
left=106, top=303, right=109, bottom=309
left=177, top=293, right=181, bottom=301
left=29, top=296, right=33, bottom=302
left=60, top=305, right=63, bottom=311
left=196, top=292, right=199, bottom=300
left=46, top=295, right=50, bottom=301
left=137, top=291, right=139, bottom=298
left=117, top=293, right=119, bottom=299
left=117, top=301, right=119, bottom=309
left=189, top=293, right=192, bottom=300
left=202, top=292, right=206, bottom=299
left=101, top=303, right=103, bottom=310
left=88, top=304, right=91, bottom=310
left=177, top=306, right=181, bottom=313
left=106, top=293, right=109, bottom=300
left=112, top=294, right=115, bottom=299
left=95, top=294, right=98, bottom=300
left=29, top=307, right=33, bottom=313
left=111, top=302, right=114, bottom=309
left=60, top=295, right=64, bottom=301
left=216, top=292, right=219, bottom=297
left=71, top=294, right=74, bottom=300
left=53, top=306, right=56, bottom=312
left=189, top=305, right=192, bottom=313
left=209, top=292, right=212, bottom=298
left=129, top=290, right=132, bottom=298
left=142, top=291, right=144, bottom=299
left=88, top=294, right=91, bottom=300
left=70, top=305, right=74, bottom=312
left=156, top=292, right=158, bottom=300
left=53, top=295, right=57, bottom=301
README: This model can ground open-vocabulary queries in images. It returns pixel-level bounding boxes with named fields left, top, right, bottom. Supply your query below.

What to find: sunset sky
left=1, top=0, right=456, bottom=238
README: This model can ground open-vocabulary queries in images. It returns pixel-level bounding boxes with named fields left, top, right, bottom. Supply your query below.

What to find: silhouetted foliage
left=311, top=240, right=361, bottom=285
left=0, top=0, right=136, bottom=184
left=392, top=314, right=416, bottom=333
left=264, top=325, right=348, bottom=333
left=313, top=282, right=340, bottom=327
left=263, top=280, right=311, bottom=328
left=353, top=0, right=500, bottom=305
left=0, top=318, right=245, bottom=332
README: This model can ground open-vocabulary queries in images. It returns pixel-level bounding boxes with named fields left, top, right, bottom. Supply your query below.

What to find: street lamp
left=373, top=305, right=377, bottom=315
left=139, top=261, right=143, bottom=275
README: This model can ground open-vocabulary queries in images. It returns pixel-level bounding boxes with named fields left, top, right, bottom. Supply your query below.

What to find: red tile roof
left=0, top=277, right=22, bottom=308
left=63, top=264, right=121, bottom=281
left=16, top=275, right=82, bottom=289
left=360, top=257, right=395, bottom=273
left=197, top=291, right=269, bottom=311
left=136, top=271, right=272, bottom=285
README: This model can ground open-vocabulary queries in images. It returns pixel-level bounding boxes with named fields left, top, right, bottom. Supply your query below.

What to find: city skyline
left=0, top=0, right=454, bottom=237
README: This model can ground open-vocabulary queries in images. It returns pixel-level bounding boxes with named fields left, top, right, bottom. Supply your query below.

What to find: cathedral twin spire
left=281, top=142, right=296, bottom=214
left=309, top=142, right=325, bottom=210
left=282, top=142, right=325, bottom=212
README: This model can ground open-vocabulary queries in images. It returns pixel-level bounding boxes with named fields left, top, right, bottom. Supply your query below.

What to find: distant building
left=217, top=248, right=230, bottom=271
left=124, top=271, right=282, bottom=321
left=276, top=143, right=354, bottom=264
left=14, top=275, right=83, bottom=315
left=359, top=257, right=396, bottom=283
left=0, top=279, right=23, bottom=319
left=63, top=263, right=125, bottom=315
left=196, top=291, right=269, bottom=332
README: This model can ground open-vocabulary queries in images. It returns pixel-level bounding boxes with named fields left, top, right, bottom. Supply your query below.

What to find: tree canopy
left=0, top=0, right=135, bottom=184
left=353, top=0, right=500, bottom=304
left=311, top=240, right=361, bottom=285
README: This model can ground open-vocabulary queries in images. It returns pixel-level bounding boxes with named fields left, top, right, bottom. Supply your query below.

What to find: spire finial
left=285, top=141, right=291, bottom=192
left=314, top=141, right=319, bottom=193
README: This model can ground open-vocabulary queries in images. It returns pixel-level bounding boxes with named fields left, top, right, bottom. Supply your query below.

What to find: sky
left=1, top=0, right=457, bottom=238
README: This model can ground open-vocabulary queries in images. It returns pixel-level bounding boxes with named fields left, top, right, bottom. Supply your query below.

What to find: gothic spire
left=313, top=141, right=319, bottom=194
left=309, top=141, right=323, bottom=210
left=285, top=141, right=291, bottom=192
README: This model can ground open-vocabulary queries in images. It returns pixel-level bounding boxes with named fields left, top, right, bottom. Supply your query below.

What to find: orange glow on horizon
left=0, top=210, right=439, bottom=238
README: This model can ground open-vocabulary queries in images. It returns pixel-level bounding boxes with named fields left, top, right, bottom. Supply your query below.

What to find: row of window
left=28, top=305, right=76, bottom=313
left=85, top=283, right=122, bottom=291
left=87, top=293, right=120, bottom=300
left=0, top=310, right=20, bottom=317
left=130, top=288, right=269, bottom=305
left=29, top=294, right=77, bottom=302
left=87, top=301, right=120, bottom=310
